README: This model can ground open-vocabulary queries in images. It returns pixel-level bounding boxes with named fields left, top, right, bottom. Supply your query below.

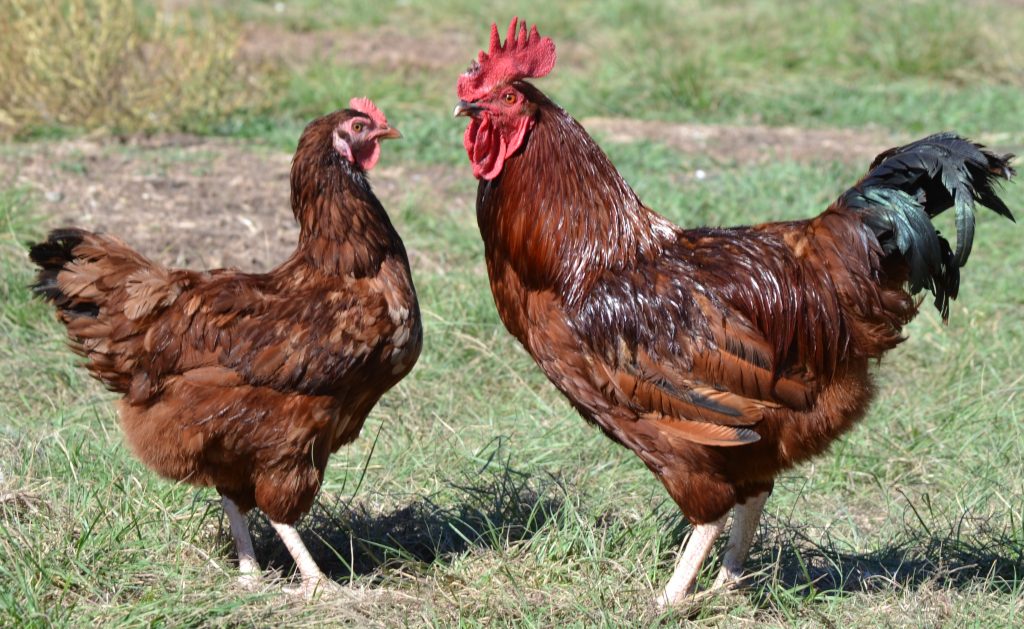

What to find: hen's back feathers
left=837, top=133, right=1015, bottom=318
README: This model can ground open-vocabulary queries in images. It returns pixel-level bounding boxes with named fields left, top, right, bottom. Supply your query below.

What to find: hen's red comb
left=349, top=97, right=388, bottom=127
left=457, top=17, right=556, bottom=102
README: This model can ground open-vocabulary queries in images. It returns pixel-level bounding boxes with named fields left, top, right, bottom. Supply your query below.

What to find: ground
left=2, top=2, right=1023, bottom=627
left=0, top=121, right=900, bottom=271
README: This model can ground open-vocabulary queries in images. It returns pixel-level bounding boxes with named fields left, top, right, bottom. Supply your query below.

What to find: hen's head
left=454, top=17, right=556, bottom=180
left=297, top=98, right=401, bottom=174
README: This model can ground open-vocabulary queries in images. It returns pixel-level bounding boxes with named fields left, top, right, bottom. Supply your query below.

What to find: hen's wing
left=183, top=274, right=392, bottom=395
left=32, top=229, right=393, bottom=405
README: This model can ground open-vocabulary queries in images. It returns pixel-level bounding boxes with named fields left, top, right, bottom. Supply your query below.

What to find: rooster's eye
left=503, top=93, right=516, bottom=104
left=352, top=122, right=364, bottom=133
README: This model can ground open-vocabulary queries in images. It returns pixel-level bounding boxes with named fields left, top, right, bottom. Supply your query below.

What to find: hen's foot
left=236, top=569, right=262, bottom=591
left=711, top=565, right=745, bottom=591
left=283, top=575, right=343, bottom=601
left=654, top=516, right=728, bottom=610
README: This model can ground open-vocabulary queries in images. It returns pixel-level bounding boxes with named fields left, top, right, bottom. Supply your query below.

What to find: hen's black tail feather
left=29, top=228, right=99, bottom=317
left=839, top=132, right=1015, bottom=319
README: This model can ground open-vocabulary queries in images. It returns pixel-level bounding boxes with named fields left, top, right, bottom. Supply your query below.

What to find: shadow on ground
left=734, top=512, right=1024, bottom=596
left=645, top=508, right=1024, bottom=620
left=239, top=456, right=564, bottom=582
left=222, top=461, right=1022, bottom=597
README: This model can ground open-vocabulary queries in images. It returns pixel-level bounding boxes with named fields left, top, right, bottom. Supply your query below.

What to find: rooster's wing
left=577, top=263, right=815, bottom=448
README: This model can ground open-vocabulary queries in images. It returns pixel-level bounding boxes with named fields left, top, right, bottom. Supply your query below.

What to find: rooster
left=29, top=98, right=420, bottom=599
left=453, top=19, right=1015, bottom=607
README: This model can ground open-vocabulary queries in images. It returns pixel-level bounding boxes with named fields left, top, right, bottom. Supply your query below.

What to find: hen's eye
left=503, top=93, right=516, bottom=104
left=352, top=122, right=364, bottom=133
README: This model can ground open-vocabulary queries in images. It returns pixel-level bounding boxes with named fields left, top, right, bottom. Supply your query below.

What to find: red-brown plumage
left=455, top=19, right=1015, bottom=604
left=30, top=102, right=419, bottom=595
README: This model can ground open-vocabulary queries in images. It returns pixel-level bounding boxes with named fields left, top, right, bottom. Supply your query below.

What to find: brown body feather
left=30, top=111, right=421, bottom=524
left=475, top=83, right=1011, bottom=524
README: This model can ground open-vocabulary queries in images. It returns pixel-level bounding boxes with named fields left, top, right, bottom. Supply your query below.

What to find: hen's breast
left=376, top=256, right=422, bottom=378
left=326, top=256, right=421, bottom=449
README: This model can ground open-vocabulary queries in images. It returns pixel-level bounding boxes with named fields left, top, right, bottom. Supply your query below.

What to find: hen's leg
left=270, top=520, right=340, bottom=600
left=713, top=489, right=770, bottom=589
left=222, top=497, right=261, bottom=589
left=655, top=514, right=727, bottom=609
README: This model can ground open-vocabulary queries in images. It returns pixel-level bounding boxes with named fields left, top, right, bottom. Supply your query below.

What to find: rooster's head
left=454, top=17, right=556, bottom=180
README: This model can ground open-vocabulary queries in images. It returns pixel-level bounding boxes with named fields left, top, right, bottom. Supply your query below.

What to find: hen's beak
left=453, top=100, right=482, bottom=118
left=377, top=126, right=402, bottom=140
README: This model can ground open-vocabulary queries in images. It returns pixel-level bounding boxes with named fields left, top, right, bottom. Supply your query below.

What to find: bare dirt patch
left=582, top=117, right=903, bottom=165
left=2, top=137, right=296, bottom=271
left=0, top=137, right=464, bottom=272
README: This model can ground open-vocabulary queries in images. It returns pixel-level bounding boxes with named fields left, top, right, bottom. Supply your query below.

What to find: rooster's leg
left=712, top=490, right=770, bottom=589
left=270, top=520, right=340, bottom=600
left=655, top=514, right=727, bottom=609
left=222, top=497, right=261, bottom=589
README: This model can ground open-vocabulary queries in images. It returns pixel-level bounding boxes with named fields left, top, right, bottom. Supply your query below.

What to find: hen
left=29, top=98, right=420, bottom=598
left=454, top=19, right=1015, bottom=607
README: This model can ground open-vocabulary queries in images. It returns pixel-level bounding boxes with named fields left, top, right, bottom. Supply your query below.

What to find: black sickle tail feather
left=839, top=132, right=1015, bottom=319
left=28, top=228, right=99, bottom=318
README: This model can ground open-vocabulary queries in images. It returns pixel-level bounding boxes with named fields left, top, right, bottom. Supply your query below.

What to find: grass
left=0, top=0, right=249, bottom=139
left=214, top=0, right=1024, bottom=142
left=2, top=0, right=1024, bottom=626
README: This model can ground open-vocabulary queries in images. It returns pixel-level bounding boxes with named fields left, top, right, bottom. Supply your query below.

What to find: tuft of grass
left=0, top=0, right=251, bottom=139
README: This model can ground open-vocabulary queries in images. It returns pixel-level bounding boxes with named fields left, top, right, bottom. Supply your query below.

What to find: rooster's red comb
left=349, top=97, right=388, bottom=127
left=457, top=17, right=556, bottom=102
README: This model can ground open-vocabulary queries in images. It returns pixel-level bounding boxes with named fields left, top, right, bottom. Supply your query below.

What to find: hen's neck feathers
left=289, top=150, right=402, bottom=277
left=477, top=84, right=672, bottom=303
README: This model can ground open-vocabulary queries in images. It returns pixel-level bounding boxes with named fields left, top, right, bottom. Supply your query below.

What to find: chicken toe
left=283, top=575, right=344, bottom=601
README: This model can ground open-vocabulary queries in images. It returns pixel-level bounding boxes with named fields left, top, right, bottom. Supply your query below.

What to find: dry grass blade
left=0, top=0, right=248, bottom=138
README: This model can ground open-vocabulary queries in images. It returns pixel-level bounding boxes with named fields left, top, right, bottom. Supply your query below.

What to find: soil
left=0, top=136, right=460, bottom=272
left=239, top=23, right=477, bottom=72
left=2, top=136, right=297, bottom=271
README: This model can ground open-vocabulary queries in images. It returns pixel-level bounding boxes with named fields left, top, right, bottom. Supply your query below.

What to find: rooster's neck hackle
left=478, top=87, right=671, bottom=303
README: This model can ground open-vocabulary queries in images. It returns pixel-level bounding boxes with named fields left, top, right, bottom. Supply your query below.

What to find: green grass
left=196, top=0, right=1024, bottom=156
left=2, top=150, right=1022, bottom=625
left=3, top=0, right=1024, bottom=626
left=210, top=0, right=1024, bottom=144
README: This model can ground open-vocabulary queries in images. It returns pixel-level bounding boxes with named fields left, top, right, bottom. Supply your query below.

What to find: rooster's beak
left=377, top=126, right=402, bottom=140
left=453, top=101, right=482, bottom=118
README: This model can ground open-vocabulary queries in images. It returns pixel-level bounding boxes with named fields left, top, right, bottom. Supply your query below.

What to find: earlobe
left=502, top=116, right=531, bottom=167
left=333, top=133, right=354, bottom=163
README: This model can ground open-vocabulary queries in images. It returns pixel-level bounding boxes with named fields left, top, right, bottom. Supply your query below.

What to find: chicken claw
left=283, top=575, right=343, bottom=601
